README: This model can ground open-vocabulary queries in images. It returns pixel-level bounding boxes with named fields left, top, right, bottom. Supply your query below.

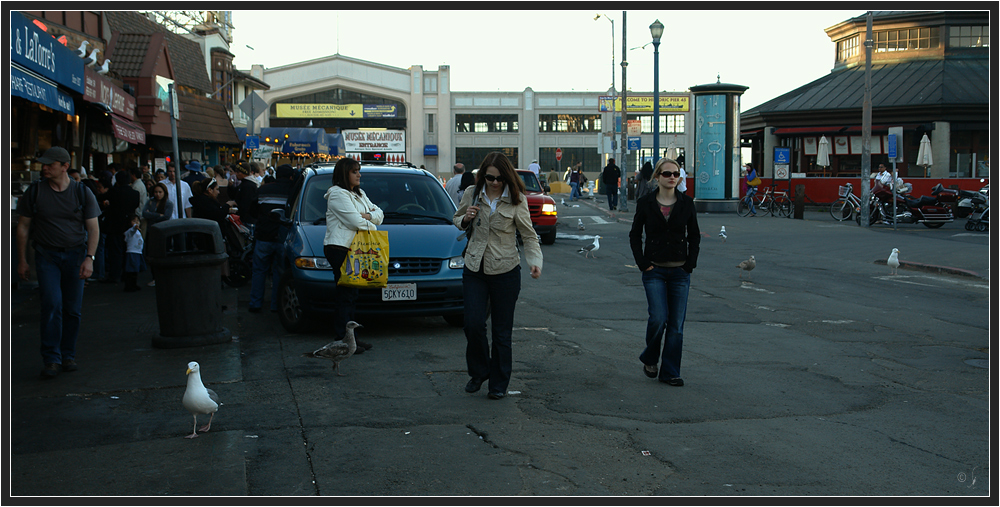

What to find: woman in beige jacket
left=323, top=158, right=383, bottom=346
left=453, top=152, right=542, bottom=400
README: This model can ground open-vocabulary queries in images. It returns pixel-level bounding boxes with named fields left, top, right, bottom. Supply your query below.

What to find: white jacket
left=323, top=185, right=384, bottom=248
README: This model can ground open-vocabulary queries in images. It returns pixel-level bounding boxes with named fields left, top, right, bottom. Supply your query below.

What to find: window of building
left=874, top=27, right=940, bottom=52
left=456, top=147, right=519, bottom=168
left=637, top=114, right=685, bottom=134
left=427, top=113, right=434, bottom=133
left=455, top=114, right=519, bottom=133
left=837, top=35, right=859, bottom=62
left=949, top=26, right=989, bottom=48
left=537, top=114, right=603, bottom=132
left=424, top=76, right=437, bottom=93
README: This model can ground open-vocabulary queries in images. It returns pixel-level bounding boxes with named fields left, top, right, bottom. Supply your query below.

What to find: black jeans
left=323, top=245, right=358, bottom=340
left=463, top=264, right=521, bottom=396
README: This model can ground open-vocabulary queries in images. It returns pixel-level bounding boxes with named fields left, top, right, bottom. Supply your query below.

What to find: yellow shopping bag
left=338, top=229, right=389, bottom=288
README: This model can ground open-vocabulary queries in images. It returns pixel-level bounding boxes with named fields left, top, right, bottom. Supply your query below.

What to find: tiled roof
left=105, top=11, right=213, bottom=93
left=744, top=58, right=989, bottom=115
left=109, top=33, right=153, bottom=78
left=177, top=89, right=241, bottom=145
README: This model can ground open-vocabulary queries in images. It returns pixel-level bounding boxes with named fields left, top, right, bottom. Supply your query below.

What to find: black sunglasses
left=483, top=174, right=504, bottom=183
left=659, top=171, right=682, bottom=178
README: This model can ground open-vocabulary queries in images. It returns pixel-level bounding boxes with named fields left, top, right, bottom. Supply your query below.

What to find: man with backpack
left=16, top=147, right=102, bottom=380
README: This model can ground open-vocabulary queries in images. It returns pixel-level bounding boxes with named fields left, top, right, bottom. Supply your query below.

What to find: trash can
left=146, top=218, right=230, bottom=348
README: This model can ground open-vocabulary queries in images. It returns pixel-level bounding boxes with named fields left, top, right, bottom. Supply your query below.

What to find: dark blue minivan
left=277, top=163, right=466, bottom=332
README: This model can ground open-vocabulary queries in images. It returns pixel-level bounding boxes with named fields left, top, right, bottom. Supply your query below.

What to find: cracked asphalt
left=9, top=200, right=990, bottom=497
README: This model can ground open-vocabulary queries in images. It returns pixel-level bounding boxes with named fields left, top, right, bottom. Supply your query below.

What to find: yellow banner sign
left=598, top=95, right=689, bottom=113
left=276, top=103, right=363, bottom=118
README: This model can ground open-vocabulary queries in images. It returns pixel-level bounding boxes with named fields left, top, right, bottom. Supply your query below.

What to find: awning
left=236, top=127, right=332, bottom=154
left=772, top=124, right=928, bottom=135
left=326, top=134, right=345, bottom=156
left=11, top=64, right=75, bottom=115
left=110, top=113, right=146, bottom=144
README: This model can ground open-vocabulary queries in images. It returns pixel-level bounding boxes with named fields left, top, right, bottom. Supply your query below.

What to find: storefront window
left=455, top=114, right=519, bottom=133
left=537, top=114, right=602, bottom=133
left=950, top=130, right=989, bottom=178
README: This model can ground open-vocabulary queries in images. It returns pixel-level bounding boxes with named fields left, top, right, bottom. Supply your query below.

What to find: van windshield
left=300, top=172, right=456, bottom=224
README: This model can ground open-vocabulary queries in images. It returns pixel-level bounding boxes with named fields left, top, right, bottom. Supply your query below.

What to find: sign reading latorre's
left=343, top=129, right=405, bottom=152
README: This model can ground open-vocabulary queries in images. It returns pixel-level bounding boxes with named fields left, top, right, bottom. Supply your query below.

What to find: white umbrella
left=916, top=133, right=933, bottom=177
left=817, top=136, right=831, bottom=168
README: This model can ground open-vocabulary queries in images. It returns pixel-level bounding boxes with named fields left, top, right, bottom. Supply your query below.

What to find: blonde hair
left=650, top=158, right=680, bottom=182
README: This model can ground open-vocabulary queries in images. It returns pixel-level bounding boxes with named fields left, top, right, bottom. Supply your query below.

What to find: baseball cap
left=37, top=146, right=71, bottom=164
left=275, top=164, right=295, bottom=179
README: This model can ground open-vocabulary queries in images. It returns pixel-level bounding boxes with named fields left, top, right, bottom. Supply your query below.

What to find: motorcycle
left=860, top=184, right=953, bottom=228
left=221, top=212, right=254, bottom=287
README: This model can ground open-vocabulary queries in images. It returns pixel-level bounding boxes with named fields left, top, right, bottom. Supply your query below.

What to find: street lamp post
left=649, top=19, right=664, bottom=167
left=594, top=14, right=615, bottom=90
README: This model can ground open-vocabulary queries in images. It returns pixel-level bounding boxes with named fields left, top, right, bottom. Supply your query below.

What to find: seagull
left=301, top=321, right=361, bottom=376
left=96, top=59, right=111, bottom=75
left=578, top=235, right=601, bottom=259
left=887, top=248, right=900, bottom=275
left=719, top=226, right=727, bottom=243
left=578, top=218, right=586, bottom=231
left=561, top=198, right=567, bottom=206
left=83, top=48, right=100, bottom=67
left=182, top=361, right=220, bottom=439
left=737, top=255, right=756, bottom=280
left=74, top=40, right=90, bottom=58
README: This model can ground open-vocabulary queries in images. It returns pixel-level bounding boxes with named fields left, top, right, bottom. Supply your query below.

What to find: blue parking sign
left=628, top=136, right=641, bottom=151
left=774, top=147, right=791, bottom=165
left=245, top=135, right=260, bottom=150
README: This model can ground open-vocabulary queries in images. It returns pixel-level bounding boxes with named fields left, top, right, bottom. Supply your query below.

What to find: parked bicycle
left=830, top=182, right=864, bottom=221
left=738, top=183, right=791, bottom=217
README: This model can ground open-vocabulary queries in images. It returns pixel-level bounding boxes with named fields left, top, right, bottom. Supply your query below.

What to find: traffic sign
left=774, top=147, right=791, bottom=165
left=245, top=135, right=260, bottom=150
left=627, top=120, right=641, bottom=136
left=555, top=148, right=563, bottom=161
left=887, top=133, right=897, bottom=159
left=239, top=92, right=268, bottom=121
left=628, top=136, right=641, bottom=151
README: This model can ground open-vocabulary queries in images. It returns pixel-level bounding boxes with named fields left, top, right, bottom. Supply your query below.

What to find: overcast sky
left=229, top=9, right=863, bottom=110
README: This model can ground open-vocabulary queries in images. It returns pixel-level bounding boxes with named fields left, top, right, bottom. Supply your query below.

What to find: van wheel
left=541, top=230, right=556, bottom=245
left=277, top=272, right=313, bottom=333
left=444, top=314, right=464, bottom=327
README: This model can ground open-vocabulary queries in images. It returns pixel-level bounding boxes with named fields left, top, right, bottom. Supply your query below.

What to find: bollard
left=794, top=184, right=806, bottom=219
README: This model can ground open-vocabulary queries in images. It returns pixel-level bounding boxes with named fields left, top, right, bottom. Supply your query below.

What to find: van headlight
left=448, top=256, right=465, bottom=269
left=294, top=257, right=333, bottom=270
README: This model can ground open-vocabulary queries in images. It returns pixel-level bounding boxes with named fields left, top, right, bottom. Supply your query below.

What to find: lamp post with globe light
left=649, top=19, right=664, bottom=166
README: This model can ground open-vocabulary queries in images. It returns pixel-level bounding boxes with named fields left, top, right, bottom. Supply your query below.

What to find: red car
left=516, top=170, right=557, bottom=245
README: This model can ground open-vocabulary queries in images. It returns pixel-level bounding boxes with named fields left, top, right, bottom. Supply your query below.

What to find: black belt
left=35, top=243, right=84, bottom=252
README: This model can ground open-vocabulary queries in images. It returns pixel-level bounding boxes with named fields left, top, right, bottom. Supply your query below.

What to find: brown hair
left=471, top=152, right=525, bottom=206
left=332, top=157, right=362, bottom=196
left=152, top=182, right=170, bottom=213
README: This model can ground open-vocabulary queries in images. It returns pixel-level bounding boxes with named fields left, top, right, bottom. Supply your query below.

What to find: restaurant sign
left=84, top=67, right=135, bottom=120
left=10, top=11, right=85, bottom=93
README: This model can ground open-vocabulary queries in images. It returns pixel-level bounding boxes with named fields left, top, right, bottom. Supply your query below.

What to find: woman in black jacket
left=628, top=157, right=700, bottom=387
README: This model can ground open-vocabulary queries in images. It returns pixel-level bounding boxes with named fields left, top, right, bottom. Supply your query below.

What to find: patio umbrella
left=817, top=136, right=831, bottom=169
left=916, top=133, right=933, bottom=177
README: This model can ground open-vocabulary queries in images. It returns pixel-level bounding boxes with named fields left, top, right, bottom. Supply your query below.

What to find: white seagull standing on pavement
left=578, top=235, right=601, bottom=259
left=737, top=255, right=756, bottom=280
left=182, top=361, right=220, bottom=439
left=887, top=248, right=900, bottom=275
left=578, top=218, right=586, bottom=231
left=561, top=198, right=567, bottom=206
left=302, top=321, right=361, bottom=376
left=719, top=226, right=727, bottom=243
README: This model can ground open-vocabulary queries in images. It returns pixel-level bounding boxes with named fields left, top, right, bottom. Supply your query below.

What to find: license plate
left=382, top=283, right=417, bottom=301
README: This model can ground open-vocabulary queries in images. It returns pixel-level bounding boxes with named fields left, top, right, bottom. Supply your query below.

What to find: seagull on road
left=302, top=321, right=361, bottom=376
left=182, top=362, right=220, bottom=439
left=737, top=255, right=756, bottom=280
left=578, top=236, right=601, bottom=259
left=578, top=218, right=586, bottom=231
left=719, top=226, right=727, bottom=243
left=887, top=248, right=900, bottom=275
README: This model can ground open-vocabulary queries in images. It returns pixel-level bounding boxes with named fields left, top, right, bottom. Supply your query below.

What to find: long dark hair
left=332, top=157, right=362, bottom=196
left=152, top=182, right=169, bottom=213
left=470, top=152, right=524, bottom=206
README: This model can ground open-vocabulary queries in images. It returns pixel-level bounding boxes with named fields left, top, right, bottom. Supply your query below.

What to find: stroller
left=222, top=213, right=255, bottom=287
left=960, top=186, right=989, bottom=232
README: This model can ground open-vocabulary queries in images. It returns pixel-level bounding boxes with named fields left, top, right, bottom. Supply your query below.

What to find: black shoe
left=643, top=364, right=658, bottom=378
left=660, top=377, right=684, bottom=387
left=356, top=339, right=373, bottom=351
left=40, top=363, right=60, bottom=379
left=61, top=359, right=78, bottom=372
left=248, top=306, right=262, bottom=314
left=465, top=378, right=486, bottom=393
left=487, top=391, right=505, bottom=400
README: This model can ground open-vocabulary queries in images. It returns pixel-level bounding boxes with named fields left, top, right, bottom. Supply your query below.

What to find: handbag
left=338, top=228, right=389, bottom=288
left=748, top=176, right=761, bottom=187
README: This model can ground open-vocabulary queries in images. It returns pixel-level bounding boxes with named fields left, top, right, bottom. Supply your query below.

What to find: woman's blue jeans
left=463, top=264, right=521, bottom=395
left=34, top=245, right=86, bottom=365
left=746, top=187, right=757, bottom=214
left=639, top=266, right=690, bottom=380
left=570, top=182, right=581, bottom=200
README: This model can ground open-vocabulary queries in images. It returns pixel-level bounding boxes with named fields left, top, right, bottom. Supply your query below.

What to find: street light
left=594, top=14, right=615, bottom=90
left=650, top=19, right=664, bottom=166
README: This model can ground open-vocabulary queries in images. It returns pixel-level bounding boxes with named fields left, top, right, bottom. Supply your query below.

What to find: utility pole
left=860, top=11, right=873, bottom=228
left=169, top=83, right=183, bottom=220
left=618, top=11, right=629, bottom=213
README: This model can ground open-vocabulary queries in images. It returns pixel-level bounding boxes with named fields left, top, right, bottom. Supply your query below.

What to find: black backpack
left=27, top=178, right=89, bottom=216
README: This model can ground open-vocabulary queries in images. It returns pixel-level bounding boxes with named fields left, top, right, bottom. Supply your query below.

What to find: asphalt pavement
left=8, top=193, right=990, bottom=498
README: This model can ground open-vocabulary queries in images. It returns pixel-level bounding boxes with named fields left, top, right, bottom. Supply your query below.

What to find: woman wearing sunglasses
left=454, top=152, right=543, bottom=400
left=629, top=158, right=700, bottom=387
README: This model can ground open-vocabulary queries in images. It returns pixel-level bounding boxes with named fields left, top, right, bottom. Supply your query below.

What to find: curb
left=873, top=259, right=988, bottom=280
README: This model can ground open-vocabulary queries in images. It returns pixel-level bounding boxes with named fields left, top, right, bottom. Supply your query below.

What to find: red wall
left=745, top=178, right=987, bottom=204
